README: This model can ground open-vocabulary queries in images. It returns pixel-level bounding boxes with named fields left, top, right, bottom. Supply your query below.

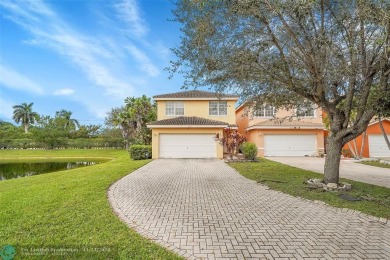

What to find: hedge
left=129, top=145, right=152, bottom=160
left=0, top=138, right=124, bottom=149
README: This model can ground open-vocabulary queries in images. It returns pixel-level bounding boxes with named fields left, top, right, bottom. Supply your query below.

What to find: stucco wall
left=342, top=120, right=390, bottom=157
left=151, top=128, right=224, bottom=159
left=235, top=105, right=324, bottom=129
left=157, top=100, right=237, bottom=124
left=246, top=129, right=325, bottom=157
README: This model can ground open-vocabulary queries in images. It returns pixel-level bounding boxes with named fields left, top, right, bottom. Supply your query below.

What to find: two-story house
left=147, top=90, right=239, bottom=159
left=236, top=103, right=325, bottom=157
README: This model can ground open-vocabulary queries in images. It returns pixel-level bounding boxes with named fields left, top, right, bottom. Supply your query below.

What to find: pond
left=0, top=161, right=104, bottom=181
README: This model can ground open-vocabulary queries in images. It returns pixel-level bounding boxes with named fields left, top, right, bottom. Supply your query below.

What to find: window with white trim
left=296, top=106, right=315, bottom=117
left=254, top=105, right=275, bottom=117
left=165, top=102, right=184, bottom=116
left=209, top=101, right=227, bottom=116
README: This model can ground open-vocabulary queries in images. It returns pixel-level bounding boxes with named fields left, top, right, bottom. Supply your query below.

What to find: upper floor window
left=254, top=105, right=275, bottom=117
left=209, top=101, right=227, bottom=116
left=296, top=106, right=315, bottom=117
left=166, top=102, right=184, bottom=116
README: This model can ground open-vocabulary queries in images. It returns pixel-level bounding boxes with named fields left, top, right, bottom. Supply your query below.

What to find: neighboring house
left=147, top=90, right=239, bottom=159
left=342, top=119, right=390, bottom=158
left=236, top=103, right=325, bottom=157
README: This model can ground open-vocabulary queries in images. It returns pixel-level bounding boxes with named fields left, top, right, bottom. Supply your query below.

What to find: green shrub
left=0, top=138, right=125, bottom=149
left=129, top=145, right=152, bottom=160
left=241, top=142, right=258, bottom=160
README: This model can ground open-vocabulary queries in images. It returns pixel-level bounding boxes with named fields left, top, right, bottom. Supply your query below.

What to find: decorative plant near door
left=216, top=128, right=246, bottom=159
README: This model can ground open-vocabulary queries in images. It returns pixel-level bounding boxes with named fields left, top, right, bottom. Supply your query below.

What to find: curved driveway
left=109, top=159, right=390, bottom=260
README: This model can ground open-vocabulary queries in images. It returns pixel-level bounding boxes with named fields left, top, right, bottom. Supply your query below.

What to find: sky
left=0, top=0, right=187, bottom=126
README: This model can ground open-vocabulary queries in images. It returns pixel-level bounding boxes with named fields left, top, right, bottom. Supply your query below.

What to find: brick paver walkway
left=108, top=159, right=390, bottom=260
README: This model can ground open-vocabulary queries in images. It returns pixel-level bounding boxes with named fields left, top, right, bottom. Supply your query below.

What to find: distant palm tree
left=55, top=110, right=80, bottom=130
left=12, top=102, right=39, bottom=133
left=113, top=111, right=135, bottom=149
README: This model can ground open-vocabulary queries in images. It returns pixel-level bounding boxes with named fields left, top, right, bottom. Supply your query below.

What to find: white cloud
left=0, top=65, right=44, bottom=94
left=114, top=0, right=148, bottom=38
left=127, top=45, right=159, bottom=77
left=0, top=0, right=134, bottom=99
left=53, top=88, right=75, bottom=96
left=0, top=0, right=168, bottom=120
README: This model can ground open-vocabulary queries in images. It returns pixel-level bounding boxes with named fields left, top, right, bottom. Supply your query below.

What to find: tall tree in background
left=125, top=95, right=157, bottom=144
left=105, top=96, right=157, bottom=147
left=171, top=0, right=390, bottom=183
left=113, top=110, right=134, bottom=149
left=12, top=102, right=39, bottom=133
left=55, top=110, right=80, bottom=130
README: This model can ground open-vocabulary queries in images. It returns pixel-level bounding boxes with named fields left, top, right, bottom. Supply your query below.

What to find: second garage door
left=159, top=134, right=217, bottom=158
left=264, top=134, right=317, bottom=156
left=368, top=134, right=390, bottom=157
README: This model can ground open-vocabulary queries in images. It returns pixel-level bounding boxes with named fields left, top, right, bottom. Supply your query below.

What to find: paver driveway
left=108, top=159, right=390, bottom=260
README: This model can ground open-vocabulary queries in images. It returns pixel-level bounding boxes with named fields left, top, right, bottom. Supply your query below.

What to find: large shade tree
left=170, top=0, right=390, bottom=183
left=12, top=102, right=39, bottom=133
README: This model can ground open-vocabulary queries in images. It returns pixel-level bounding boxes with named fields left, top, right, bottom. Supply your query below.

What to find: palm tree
left=12, top=102, right=39, bottom=133
left=55, top=110, right=80, bottom=130
left=113, top=111, right=133, bottom=149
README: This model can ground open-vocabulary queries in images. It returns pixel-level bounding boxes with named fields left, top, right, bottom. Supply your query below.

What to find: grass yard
left=0, top=149, right=182, bottom=260
left=360, top=161, right=390, bottom=169
left=230, top=159, right=390, bottom=219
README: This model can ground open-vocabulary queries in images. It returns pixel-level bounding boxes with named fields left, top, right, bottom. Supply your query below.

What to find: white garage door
left=159, top=134, right=217, bottom=158
left=264, top=135, right=317, bottom=156
left=369, top=135, right=390, bottom=157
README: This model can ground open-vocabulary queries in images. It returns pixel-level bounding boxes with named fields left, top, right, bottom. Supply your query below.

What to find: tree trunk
left=24, top=124, right=28, bottom=133
left=378, top=116, right=390, bottom=151
left=324, top=135, right=343, bottom=184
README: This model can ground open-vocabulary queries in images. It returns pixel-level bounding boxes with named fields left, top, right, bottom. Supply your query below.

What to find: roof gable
left=368, top=118, right=390, bottom=127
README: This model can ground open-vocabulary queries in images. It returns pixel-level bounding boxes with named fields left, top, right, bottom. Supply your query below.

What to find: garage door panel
left=264, top=135, right=316, bottom=157
left=159, top=134, right=216, bottom=158
left=369, top=135, right=390, bottom=157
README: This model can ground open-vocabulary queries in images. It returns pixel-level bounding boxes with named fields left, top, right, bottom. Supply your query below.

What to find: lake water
left=0, top=161, right=102, bottom=181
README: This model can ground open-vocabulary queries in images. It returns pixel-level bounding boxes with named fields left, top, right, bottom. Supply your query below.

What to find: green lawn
left=0, top=149, right=182, bottom=260
left=360, top=161, right=390, bottom=169
left=230, top=159, right=390, bottom=219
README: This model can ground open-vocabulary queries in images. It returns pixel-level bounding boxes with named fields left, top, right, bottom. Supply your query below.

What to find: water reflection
left=0, top=161, right=101, bottom=180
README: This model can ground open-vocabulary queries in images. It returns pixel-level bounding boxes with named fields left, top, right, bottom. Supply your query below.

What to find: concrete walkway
left=109, top=159, right=390, bottom=260
left=267, top=157, right=390, bottom=188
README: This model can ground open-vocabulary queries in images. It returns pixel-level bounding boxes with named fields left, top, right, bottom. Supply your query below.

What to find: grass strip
left=360, top=161, right=390, bottom=169
left=229, top=158, right=390, bottom=219
left=0, top=149, right=182, bottom=260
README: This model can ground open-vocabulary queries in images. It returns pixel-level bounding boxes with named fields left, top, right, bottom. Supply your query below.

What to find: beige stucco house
left=236, top=103, right=325, bottom=157
left=147, top=90, right=239, bottom=159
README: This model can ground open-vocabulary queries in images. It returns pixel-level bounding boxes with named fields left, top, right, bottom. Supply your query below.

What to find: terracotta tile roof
left=147, top=116, right=230, bottom=126
left=249, top=119, right=324, bottom=128
left=153, top=90, right=239, bottom=99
